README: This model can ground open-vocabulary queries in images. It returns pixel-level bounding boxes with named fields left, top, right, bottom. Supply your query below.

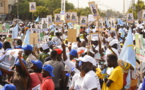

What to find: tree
left=33, top=6, right=50, bottom=18
left=128, top=0, right=145, bottom=19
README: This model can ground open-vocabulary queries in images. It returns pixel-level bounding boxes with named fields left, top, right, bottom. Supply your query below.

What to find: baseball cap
left=69, top=49, right=78, bottom=56
left=109, top=39, right=119, bottom=46
left=54, top=49, right=62, bottom=54
left=31, top=60, right=43, bottom=69
left=0, top=42, right=3, bottom=49
left=0, top=84, right=16, bottom=90
left=42, top=65, right=54, bottom=77
left=22, top=45, right=33, bottom=51
left=91, top=37, right=98, bottom=41
left=80, top=55, right=97, bottom=66
left=15, top=59, right=27, bottom=66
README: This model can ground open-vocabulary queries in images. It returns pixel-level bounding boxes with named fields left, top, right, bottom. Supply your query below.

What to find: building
left=0, top=0, right=16, bottom=21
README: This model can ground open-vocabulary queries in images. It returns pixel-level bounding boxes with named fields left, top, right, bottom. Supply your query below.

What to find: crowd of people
left=0, top=19, right=145, bottom=90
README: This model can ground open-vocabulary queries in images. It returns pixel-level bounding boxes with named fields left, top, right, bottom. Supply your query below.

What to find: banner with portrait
left=0, top=49, right=23, bottom=70
left=135, top=34, right=145, bottom=62
left=47, top=15, right=52, bottom=26
left=88, top=1, right=99, bottom=18
left=29, top=2, right=36, bottom=12
left=142, top=10, right=145, bottom=21
left=41, top=18, right=48, bottom=29
left=54, top=14, right=62, bottom=24
left=71, top=12, right=77, bottom=23
left=98, top=18, right=104, bottom=30
left=80, top=16, right=88, bottom=26
left=126, top=13, right=134, bottom=23
left=65, top=12, right=71, bottom=22
left=109, top=18, right=116, bottom=30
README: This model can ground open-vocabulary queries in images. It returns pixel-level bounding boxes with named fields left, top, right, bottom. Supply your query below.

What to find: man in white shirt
left=52, top=32, right=62, bottom=45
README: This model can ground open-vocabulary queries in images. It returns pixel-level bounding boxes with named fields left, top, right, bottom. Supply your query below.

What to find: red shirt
left=41, top=76, right=54, bottom=90
left=29, top=73, right=43, bottom=90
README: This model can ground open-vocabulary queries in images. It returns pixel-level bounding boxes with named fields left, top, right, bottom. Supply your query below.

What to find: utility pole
left=16, top=0, right=19, bottom=19
left=123, top=0, right=125, bottom=14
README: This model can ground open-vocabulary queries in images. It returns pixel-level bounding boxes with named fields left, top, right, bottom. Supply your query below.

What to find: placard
left=90, top=33, right=98, bottom=40
left=29, top=2, right=36, bottom=12
left=135, top=34, right=145, bottom=62
left=88, top=1, right=99, bottom=18
left=68, top=29, right=77, bottom=42
left=80, top=16, right=88, bottom=26
left=41, top=18, right=48, bottom=29
left=98, top=18, right=104, bottom=30
left=47, top=15, right=52, bottom=26
left=142, top=10, right=145, bottom=21
left=0, top=49, right=23, bottom=70
left=71, top=12, right=77, bottom=23
left=126, top=13, right=134, bottom=23
left=29, top=33, right=38, bottom=45
left=65, top=12, right=71, bottom=22
left=54, top=14, right=62, bottom=24
left=35, top=24, right=41, bottom=29
left=109, top=18, right=116, bottom=30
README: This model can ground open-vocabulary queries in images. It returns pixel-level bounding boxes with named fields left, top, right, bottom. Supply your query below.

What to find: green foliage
left=33, top=6, right=50, bottom=17
left=128, top=0, right=145, bottom=19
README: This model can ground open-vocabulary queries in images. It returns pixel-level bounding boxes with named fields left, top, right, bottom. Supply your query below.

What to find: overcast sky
left=68, top=0, right=144, bottom=13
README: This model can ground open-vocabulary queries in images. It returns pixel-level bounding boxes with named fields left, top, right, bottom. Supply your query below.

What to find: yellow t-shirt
left=106, top=66, right=123, bottom=90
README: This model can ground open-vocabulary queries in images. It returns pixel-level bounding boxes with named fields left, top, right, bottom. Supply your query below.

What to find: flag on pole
left=117, top=18, right=123, bottom=25
left=125, top=69, right=131, bottom=89
left=12, top=24, right=19, bottom=39
left=61, top=0, right=65, bottom=15
left=119, top=29, right=136, bottom=68
left=35, top=17, right=39, bottom=22
left=22, top=30, right=31, bottom=47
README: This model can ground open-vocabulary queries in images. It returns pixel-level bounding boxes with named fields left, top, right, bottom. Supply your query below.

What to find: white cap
left=42, top=44, right=49, bottom=50
left=91, top=37, right=98, bottom=41
left=139, top=26, right=143, bottom=29
left=109, top=39, right=119, bottom=46
left=16, top=37, right=21, bottom=39
left=81, top=55, right=96, bottom=66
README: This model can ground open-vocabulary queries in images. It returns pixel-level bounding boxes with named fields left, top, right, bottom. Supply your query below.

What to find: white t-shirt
left=70, top=72, right=83, bottom=90
left=81, top=70, right=101, bottom=90
left=52, top=36, right=62, bottom=45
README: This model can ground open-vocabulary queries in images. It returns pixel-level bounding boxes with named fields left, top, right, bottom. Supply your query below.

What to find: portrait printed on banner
left=89, top=2, right=98, bottom=17
left=127, top=13, right=134, bottom=22
left=35, top=24, right=41, bottom=29
left=98, top=18, right=103, bottom=28
left=47, top=15, right=52, bottom=25
left=41, top=18, right=48, bottom=29
left=29, top=2, right=36, bottom=12
left=71, top=12, right=77, bottom=22
left=65, top=12, right=71, bottom=22
left=142, top=10, right=145, bottom=20
left=80, top=16, right=87, bottom=26
left=55, top=14, right=61, bottom=22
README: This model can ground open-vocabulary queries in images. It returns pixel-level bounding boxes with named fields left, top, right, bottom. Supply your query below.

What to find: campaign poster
left=71, top=12, right=77, bottom=23
left=135, top=34, right=145, bottom=62
left=142, top=10, right=145, bottom=21
left=47, top=15, right=52, bottom=26
left=88, top=1, right=99, bottom=18
left=0, top=49, right=23, bottom=70
left=41, top=18, right=48, bottom=29
left=54, top=14, right=62, bottom=24
left=126, top=13, right=134, bottom=23
left=98, top=18, right=104, bottom=30
left=80, top=16, right=88, bottom=26
left=109, top=18, right=116, bottom=30
left=65, top=12, right=71, bottom=22
left=29, top=2, right=36, bottom=12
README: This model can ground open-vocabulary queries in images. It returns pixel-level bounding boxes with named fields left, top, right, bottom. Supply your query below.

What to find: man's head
left=42, top=64, right=54, bottom=77
left=54, top=49, right=62, bottom=61
left=50, top=50, right=58, bottom=60
left=31, top=60, right=43, bottom=73
left=109, top=39, right=119, bottom=49
left=69, top=49, right=78, bottom=60
left=3, top=41, right=11, bottom=50
left=107, top=54, right=118, bottom=67
left=22, top=45, right=33, bottom=56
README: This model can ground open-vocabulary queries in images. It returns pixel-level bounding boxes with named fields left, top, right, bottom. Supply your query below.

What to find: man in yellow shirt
left=106, top=54, right=123, bottom=90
